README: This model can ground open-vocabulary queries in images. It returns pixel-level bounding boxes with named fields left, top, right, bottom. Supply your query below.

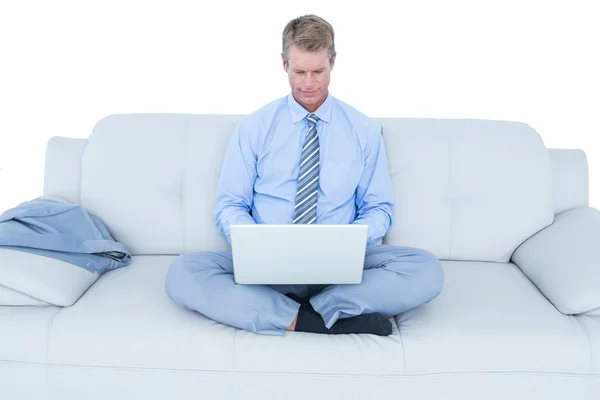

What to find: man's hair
left=282, top=14, right=335, bottom=64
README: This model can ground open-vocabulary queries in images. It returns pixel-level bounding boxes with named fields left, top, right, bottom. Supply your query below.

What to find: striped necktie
left=293, top=113, right=320, bottom=224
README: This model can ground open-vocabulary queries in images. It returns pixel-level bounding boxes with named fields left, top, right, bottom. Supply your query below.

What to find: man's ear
left=281, top=53, right=288, bottom=72
left=330, top=52, right=336, bottom=70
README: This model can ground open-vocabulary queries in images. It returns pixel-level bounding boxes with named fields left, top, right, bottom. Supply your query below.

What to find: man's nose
left=303, top=72, right=315, bottom=86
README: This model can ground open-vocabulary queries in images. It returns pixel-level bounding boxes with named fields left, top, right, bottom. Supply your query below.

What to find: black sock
left=285, top=293, right=328, bottom=334
left=284, top=293, right=392, bottom=336
left=294, top=308, right=329, bottom=334
left=328, top=313, right=393, bottom=336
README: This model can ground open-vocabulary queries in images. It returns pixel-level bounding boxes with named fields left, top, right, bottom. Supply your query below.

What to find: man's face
left=282, top=45, right=335, bottom=112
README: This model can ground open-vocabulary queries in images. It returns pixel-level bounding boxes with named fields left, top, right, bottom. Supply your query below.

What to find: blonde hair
left=282, top=14, right=335, bottom=63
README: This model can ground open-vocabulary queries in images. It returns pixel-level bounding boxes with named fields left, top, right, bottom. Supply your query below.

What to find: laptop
left=230, top=224, right=368, bottom=285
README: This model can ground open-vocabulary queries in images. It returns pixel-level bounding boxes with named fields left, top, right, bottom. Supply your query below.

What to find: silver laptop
left=230, top=224, right=368, bottom=285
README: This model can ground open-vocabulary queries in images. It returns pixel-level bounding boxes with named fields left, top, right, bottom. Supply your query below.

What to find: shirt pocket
left=320, top=160, right=361, bottom=204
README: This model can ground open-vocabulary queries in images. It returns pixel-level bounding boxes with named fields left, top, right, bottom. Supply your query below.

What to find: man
left=165, top=15, right=444, bottom=336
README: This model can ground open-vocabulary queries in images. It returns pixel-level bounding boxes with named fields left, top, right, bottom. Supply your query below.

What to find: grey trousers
left=165, top=244, right=444, bottom=335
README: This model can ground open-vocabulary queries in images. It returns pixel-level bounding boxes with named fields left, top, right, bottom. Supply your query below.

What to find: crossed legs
left=165, top=245, right=444, bottom=336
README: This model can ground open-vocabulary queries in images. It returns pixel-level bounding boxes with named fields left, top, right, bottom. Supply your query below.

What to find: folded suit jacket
left=0, top=196, right=131, bottom=273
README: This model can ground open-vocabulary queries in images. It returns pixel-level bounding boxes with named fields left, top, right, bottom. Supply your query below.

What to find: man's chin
left=301, top=95, right=320, bottom=103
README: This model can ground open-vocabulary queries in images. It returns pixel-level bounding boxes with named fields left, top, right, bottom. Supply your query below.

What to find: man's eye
left=315, top=71, right=323, bottom=74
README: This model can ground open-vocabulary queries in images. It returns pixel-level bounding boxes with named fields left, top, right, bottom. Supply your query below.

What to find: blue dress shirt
left=214, top=92, right=395, bottom=246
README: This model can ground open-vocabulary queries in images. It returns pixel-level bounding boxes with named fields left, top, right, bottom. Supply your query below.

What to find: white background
left=1, top=0, right=598, bottom=213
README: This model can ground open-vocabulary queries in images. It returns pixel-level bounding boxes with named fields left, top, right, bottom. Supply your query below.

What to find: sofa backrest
left=378, top=118, right=555, bottom=262
left=43, top=113, right=588, bottom=262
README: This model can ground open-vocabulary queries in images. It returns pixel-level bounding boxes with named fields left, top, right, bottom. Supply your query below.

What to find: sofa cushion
left=79, top=114, right=554, bottom=262
left=44, top=254, right=407, bottom=374
left=511, top=206, right=600, bottom=315
left=548, top=149, right=589, bottom=214
left=0, top=284, right=50, bottom=306
left=35, top=255, right=592, bottom=376
left=377, top=118, right=554, bottom=262
left=0, top=305, right=60, bottom=363
left=397, top=260, right=591, bottom=373
left=80, top=114, right=245, bottom=255
left=46, top=255, right=236, bottom=370
left=43, top=137, right=88, bottom=205
left=232, top=314, right=405, bottom=375
left=0, top=248, right=99, bottom=307
left=576, top=315, right=600, bottom=374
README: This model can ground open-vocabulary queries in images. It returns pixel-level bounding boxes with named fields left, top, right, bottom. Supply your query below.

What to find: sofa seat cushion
left=0, top=305, right=60, bottom=363
left=46, top=255, right=236, bottom=370
left=44, top=255, right=407, bottom=374
left=397, top=260, right=592, bottom=374
left=232, top=315, right=405, bottom=374
left=577, top=315, right=600, bottom=374
left=24, top=255, right=592, bottom=377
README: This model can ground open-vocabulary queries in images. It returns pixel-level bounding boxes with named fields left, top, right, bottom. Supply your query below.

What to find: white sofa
left=1, top=113, right=599, bottom=399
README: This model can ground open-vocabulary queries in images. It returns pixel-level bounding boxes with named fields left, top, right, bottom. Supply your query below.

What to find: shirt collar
left=287, top=91, right=333, bottom=124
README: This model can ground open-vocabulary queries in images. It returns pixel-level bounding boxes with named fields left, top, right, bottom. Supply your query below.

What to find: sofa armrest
left=511, top=206, right=600, bottom=315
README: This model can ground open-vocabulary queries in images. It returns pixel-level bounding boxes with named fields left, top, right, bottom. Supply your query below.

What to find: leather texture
left=43, top=136, right=88, bottom=205
left=0, top=284, right=50, bottom=306
left=48, top=114, right=559, bottom=261
left=578, top=315, right=600, bottom=374
left=46, top=255, right=236, bottom=370
left=1, top=114, right=598, bottom=398
left=1, top=363, right=599, bottom=400
left=1, top=361, right=599, bottom=400
left=396, top=260, right=591, bottom=373
left=43, top=138, right=589, bottom=235
left=79, top=114, right=245, bottom=255
left=0, top=248, right=99, bottom=306
left=549, top=148, right=589, bottom=214
left=1, top=256, right=598, bottom=399
left=512, top=206, right=600, bottom=315
left=378, top=118, right=554, bottom=262
left=0, top=305, right=60, bottom=363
